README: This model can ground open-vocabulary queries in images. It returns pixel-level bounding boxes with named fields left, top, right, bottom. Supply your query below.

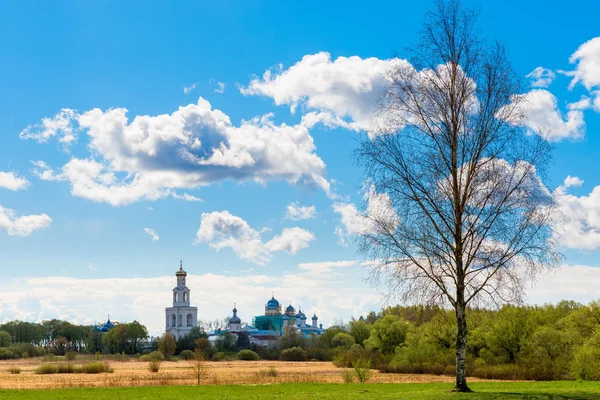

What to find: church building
left=208, top=294, right=324, bottom=347
left=165, top=261, right=198, bottom=340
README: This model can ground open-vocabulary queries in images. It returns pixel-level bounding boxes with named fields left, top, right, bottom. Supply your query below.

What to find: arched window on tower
left=183, top=292, right=187, bottom=303
left=174, top=292, right=177, bottom=303
left=172, top=314, right=176, bottom=327
left=187, top=314, right=192, bottom=326
left=178, top=314, right=182, bottom=327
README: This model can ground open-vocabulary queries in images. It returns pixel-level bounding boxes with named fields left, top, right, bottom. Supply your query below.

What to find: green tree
left=348, top=320, right=371, bottom=346
left=125, top=321, right=148, bottom=353
left=215, top=332, right=236, bottom=353
left=364, top=315, right=411, bottom=355
left=0, top=331, right=11, bottom=347
left=480, top=306, right=533, bottom=364
left=331, top=332, right=356, bottom=349
left=158, top=333, right=176, bottom=360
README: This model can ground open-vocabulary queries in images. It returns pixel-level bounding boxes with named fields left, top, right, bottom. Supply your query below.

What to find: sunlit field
left=0, top=358, right=489, bottom=389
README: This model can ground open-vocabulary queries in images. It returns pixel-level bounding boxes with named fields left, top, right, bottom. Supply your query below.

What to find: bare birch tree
left=356, top=0, right=560, bottom=392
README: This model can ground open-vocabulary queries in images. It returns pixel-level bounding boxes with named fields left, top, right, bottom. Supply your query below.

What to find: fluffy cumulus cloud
left=0, top=171, right=30, bottom=191
left=333, top=186, right=399, bottom=245
left=554, top=177, right=600, bottom=250
left=505, top=89, right=586, bottom=141
left=24, top=98, right=330, bottom=206
left=0, top=205, right=51, bottom=236
left=526, top=67, right=556, bottom=88
left=144, top=228, right=159, bottom=242
left=20, top=108, right=78, bottom=145
left=286, top=202, right=316, bottom=220
left=241, top=52, right=409, bottom=132
left=565, top=37, right=600, bottom=91
left=266, top=227, right=315, bottom=254
left=195, top=211, right=315, bottom=264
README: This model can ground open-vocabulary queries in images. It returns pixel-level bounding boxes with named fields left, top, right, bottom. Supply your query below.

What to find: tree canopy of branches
left=356, top=0, right=559, bottom=391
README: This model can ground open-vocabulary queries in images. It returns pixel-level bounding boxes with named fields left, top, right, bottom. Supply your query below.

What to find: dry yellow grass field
left=0, top=358, right=494, bottom=389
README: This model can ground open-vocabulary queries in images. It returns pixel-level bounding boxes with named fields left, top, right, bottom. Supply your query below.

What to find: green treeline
left=237, top=300, right=600, bottom=381
left=0, top=319, right=149, bottom=358
left=327, top=300, right=600, bottom=380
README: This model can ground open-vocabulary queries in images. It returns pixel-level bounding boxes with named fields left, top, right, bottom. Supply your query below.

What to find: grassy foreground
left=2, top=382, right=600, bottom=400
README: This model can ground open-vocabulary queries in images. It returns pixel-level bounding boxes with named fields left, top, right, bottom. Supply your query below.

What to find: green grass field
left=2, top=382, right=600, bottom=400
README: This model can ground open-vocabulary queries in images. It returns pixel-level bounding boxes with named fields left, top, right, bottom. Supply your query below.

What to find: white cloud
left=183, top=83, right=197, bottom=95
left=527, top=264, right=600, bottom=305
left=0, top=205, right=51, bottom=236
left=554, top=180, right=600, bottom=250
left=0, top=171, right=30, bottom=191
left=333, top=185, right=399, bottom=243
left=19, top=108, right=78, bottom=145
left=144, top=228, right=159, bottom=242
left=564, top=37, right=600, bottom=91
left=195, top=211, right=314, bottom=264
left=24, top=97, right=330, bottom=206
left=286, top=202, right=316, bottom=220
left=298, top=260, right=356, bottom=276
left=563, top=175, right=584, bottom=189
left=506, top=89, right=586, bottom=141
left=172, top=192, right=203, bottom=202
left=241, top=52, right=408, bottom=132
left=214, top=81, right=225, bottom=94
left=526, top=67, right=556, bottom=88
left=266, top=227, right=315, bottom=254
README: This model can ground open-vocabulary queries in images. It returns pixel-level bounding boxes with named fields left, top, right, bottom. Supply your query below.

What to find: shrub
left=213, top=352, right=226, bottom=361
left=65, top=351, right=77, bottom=361
left=237, top=349, right=260, bottom=361
left=333, top=345, right=382, bottom=368
left=353, top=356, right=372, bottom=383
left=8, top=367, right=21, bottom=374
left=470, top=363, right=525, bottom=380
left=341, top=368, right=354, bottom=383
left=139, top=351, right=164, bottom=362
left=258, top=367, right=279, bottom=377
left=148, top=361, right=161, bottom=373
left=180, top=350, right=194, bottom=360
left=21, top=352, right=29, bottom=359
left=57, top=363, right=76, bottom=374
left=280, top=347, right=307, bottom=361
left=0, top=348, right=13, bottom=360
left=80, top=362, right=113, bottom=374
left=95, top=352, right=102, bottom=361
left=31, top=346, right=46, bottom=357
left=36, top=364, right=58, bottom=374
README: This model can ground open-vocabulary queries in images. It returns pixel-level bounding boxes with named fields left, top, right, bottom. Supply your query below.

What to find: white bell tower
left=165, top=261, right=198, bottom=339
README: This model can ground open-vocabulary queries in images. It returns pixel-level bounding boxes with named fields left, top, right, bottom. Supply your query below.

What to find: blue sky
left=1, top=0, right=600, bottom=334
